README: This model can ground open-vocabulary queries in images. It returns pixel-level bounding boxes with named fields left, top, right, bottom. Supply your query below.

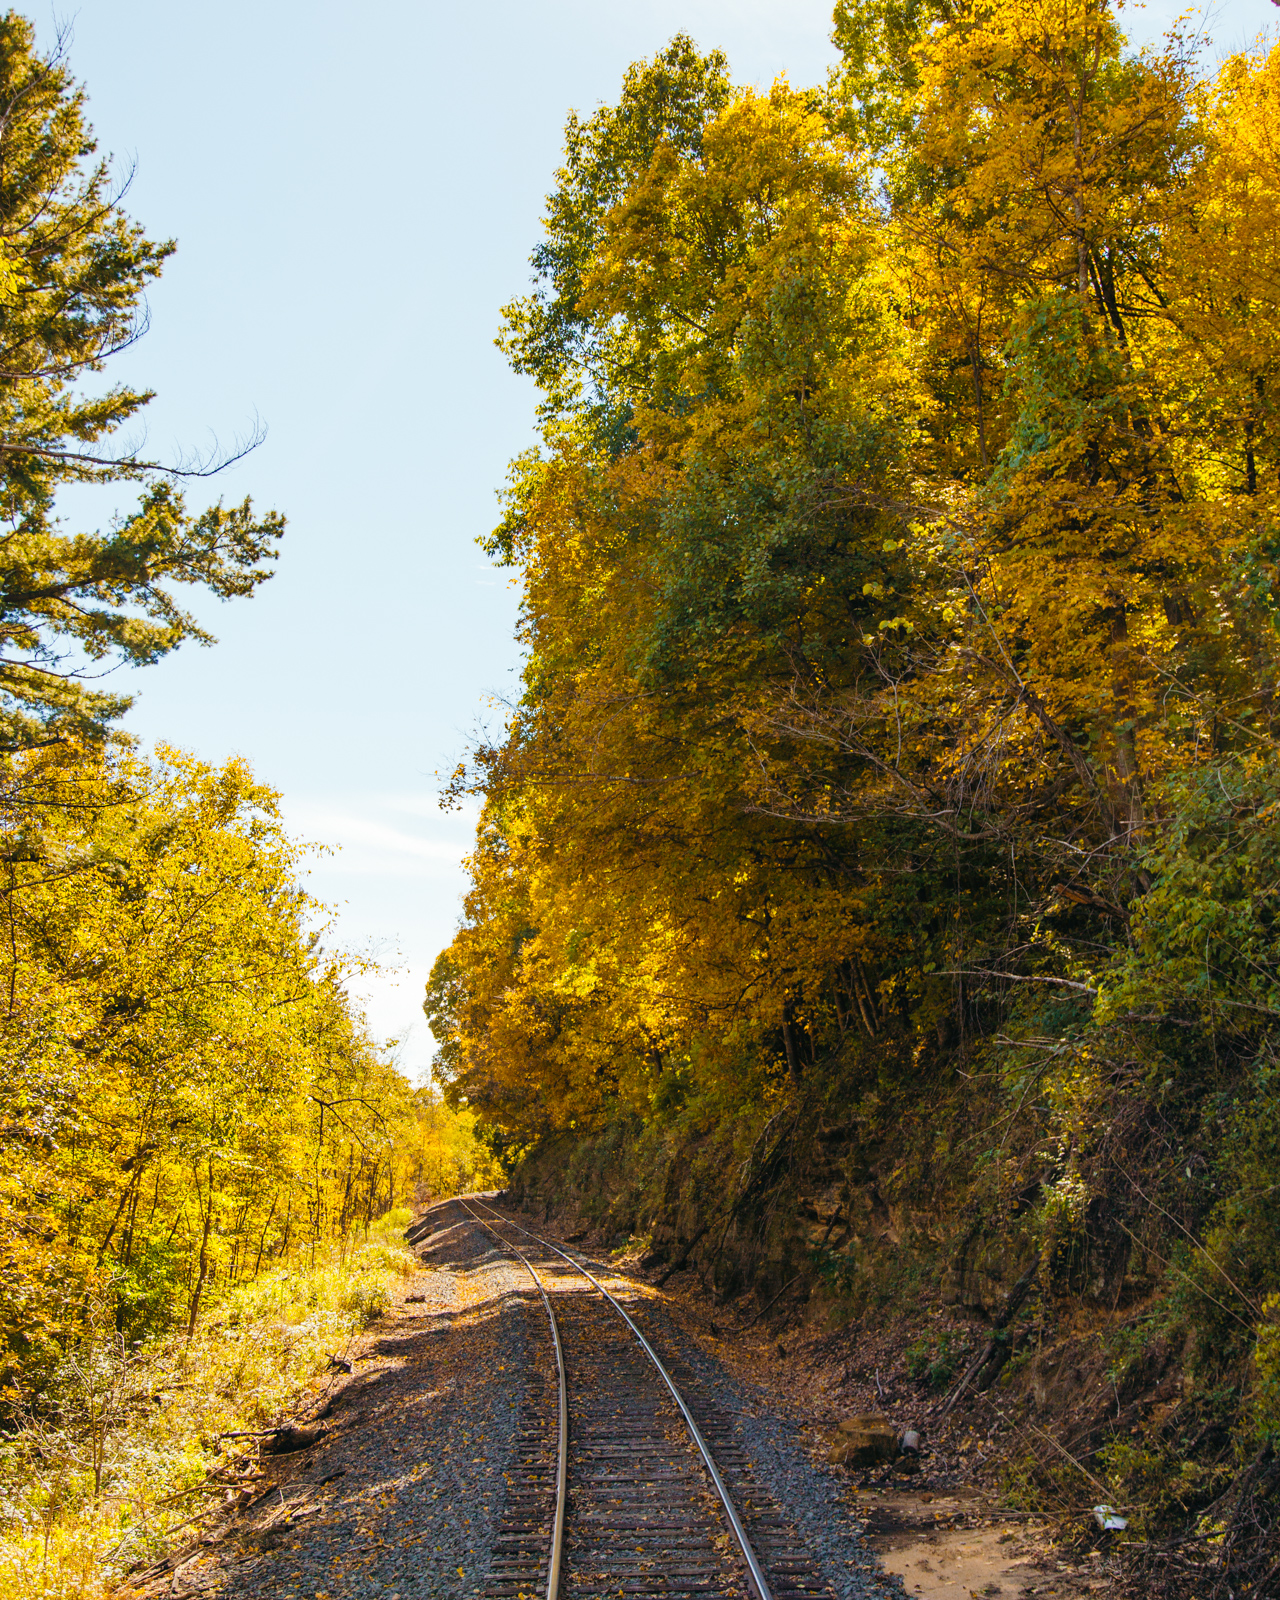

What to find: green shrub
left=1253, top=1292, right=1280, bottom=1444
left=905, top=1331, right=968, bottom=1389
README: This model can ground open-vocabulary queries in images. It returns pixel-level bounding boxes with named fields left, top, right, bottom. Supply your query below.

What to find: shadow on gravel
left=192, top=1276, right=531, bottom=1600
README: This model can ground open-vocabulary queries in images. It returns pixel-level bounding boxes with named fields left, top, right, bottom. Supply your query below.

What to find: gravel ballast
left=648, top=1310, right=901, bottom=1600
left=178, top=1201, right=898, bottom=1599
left=188, top=1207, right=532, bottom=1598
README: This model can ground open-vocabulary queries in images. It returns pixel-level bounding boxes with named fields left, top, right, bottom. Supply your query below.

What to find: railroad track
left=451, top=1196, right=836, bottom=1600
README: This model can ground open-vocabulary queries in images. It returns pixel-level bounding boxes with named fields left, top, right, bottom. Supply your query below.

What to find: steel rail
left=470, top=1196, right=776, bottom=1600
left=458, top=1199, right=568, bottom=1600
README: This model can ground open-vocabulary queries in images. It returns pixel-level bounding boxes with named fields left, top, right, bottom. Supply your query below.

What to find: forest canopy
left=429, top=0, right=1280, bottom=1535
left=434, top=0, right=1280, bottom=1136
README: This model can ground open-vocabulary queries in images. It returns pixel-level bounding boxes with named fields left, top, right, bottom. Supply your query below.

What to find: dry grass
left=0, top=1214, right=416, bottom=1600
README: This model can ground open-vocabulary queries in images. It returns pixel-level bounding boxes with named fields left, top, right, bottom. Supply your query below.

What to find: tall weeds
left=0, top=1213, right=416, bottom=1600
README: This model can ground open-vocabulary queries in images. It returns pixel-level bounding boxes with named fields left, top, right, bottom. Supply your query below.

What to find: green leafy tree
left=496, top=34, right=732, bottom=446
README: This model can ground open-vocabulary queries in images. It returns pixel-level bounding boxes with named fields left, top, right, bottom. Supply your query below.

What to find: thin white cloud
left=281, top=797, right=475, bottom=879
left=275, top=791, right=475, bottom=1064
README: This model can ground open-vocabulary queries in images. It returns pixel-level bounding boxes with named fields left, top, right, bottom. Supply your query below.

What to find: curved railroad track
left=452, top=1196, right=836, bottom=1600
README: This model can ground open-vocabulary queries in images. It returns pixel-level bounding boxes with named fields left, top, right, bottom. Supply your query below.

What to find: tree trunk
left=781, top=1000, right=803, bottom=1087
left=1108, top=601, right=1143, bottom=835
left=187, top=1200, right=213, bottom=1341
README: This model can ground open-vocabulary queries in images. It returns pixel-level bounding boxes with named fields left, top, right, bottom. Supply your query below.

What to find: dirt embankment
left=502, top=1126, right=1274, bottom=1600
left=505, top=1198, right=1115, bottom=1599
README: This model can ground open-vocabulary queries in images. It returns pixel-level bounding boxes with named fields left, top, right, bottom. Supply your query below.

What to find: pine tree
left=0, top=15, right=282, bottom=751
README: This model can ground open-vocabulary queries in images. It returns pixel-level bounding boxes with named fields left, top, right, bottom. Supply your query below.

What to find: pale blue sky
left=47, top=0, right=1275, bottom=1080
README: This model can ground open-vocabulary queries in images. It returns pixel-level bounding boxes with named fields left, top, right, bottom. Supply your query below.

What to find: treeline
left=0, top=8, right=494, bottom=1416
left=1, top=746, right=451, bottom=1401
left=429, top=0, right=1280, bottom=1556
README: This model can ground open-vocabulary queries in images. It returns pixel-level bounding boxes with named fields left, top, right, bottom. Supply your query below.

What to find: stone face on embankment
left=502, top=1121, right=1043, bottom=1341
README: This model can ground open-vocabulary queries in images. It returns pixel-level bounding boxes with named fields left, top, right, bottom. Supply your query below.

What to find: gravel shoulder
left=165, top=1202, right=531, bottom=1599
